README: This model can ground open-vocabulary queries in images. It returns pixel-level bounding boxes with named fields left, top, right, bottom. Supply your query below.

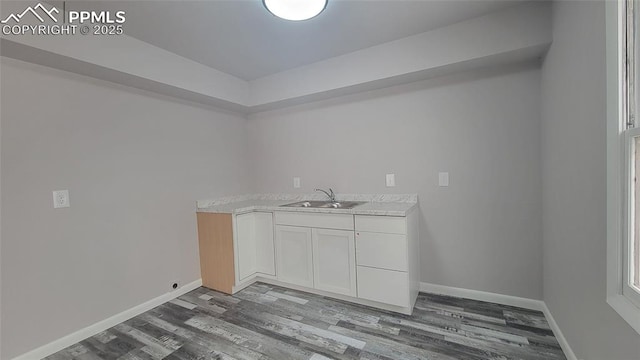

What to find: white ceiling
left=72, top=0, right=522, bottom=81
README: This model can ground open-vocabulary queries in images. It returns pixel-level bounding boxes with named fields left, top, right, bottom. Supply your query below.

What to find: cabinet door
left=236, top=213, right=257, bottom=281
left=312, top=228, right=356, bottom=296
left=254, top=212, right=275, bottom=276
left=276, top=225, right=314, bottom=288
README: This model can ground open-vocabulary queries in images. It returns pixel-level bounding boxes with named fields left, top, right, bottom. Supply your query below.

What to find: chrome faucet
left=315, top=188, right=336, bottom=202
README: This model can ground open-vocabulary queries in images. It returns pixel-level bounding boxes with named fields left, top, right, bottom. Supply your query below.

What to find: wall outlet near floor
left=438, top=172, right=450, bottom=187
left=293, top=177, right=301, bottom=188
left=52, top=190, right=70, bottom=208
left=385, top=174, right=396, bottom=187
left=170, top=280, right=181, bottom=291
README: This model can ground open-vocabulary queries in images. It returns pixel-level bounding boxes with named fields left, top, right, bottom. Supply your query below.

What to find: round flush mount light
left=263, top=0, right=328, bottom=21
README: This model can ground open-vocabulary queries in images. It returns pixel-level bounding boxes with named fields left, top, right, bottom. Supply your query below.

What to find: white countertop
left=196, top=194, right=418, bottom=217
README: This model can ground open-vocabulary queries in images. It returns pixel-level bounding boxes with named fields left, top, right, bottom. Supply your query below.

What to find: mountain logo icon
left=1, top=3, right=59, bottom=24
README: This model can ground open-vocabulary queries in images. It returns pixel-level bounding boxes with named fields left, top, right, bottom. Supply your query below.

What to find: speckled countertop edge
left=196, top=194, right=418, bottom=217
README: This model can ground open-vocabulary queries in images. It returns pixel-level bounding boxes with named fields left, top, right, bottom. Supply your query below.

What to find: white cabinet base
left=254, top=212, right=276, bottom=276
left=255, top=276, right=415, bottom=315
left=236, top=213, right=258, bottom=282
left=235, top=212, right=275, bottom=284
left=356, top=232, right=408, bottom=271
left=312, top=229, right=356, bottom=297
left=223, top=208, right=419, bottom=315
left=356, top=266, right=410, bottom=307
left=275, top=225, right=314, bottom=288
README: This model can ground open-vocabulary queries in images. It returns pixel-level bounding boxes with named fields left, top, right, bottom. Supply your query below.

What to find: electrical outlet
left=438, top=172, right=450, bottom=187
left=293, top=177, right=301, bottom=188
left=385, top=174, right=396, bottom=187
left=171, top=280, right=180, bottom=291
left=52, top=190, right=70, bottom=208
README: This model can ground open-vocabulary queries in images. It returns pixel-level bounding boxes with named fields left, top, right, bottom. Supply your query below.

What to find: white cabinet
left=274, top=215, right=356, bottom=297
left=236, top=213, right=257, bottom=281
left=236, top=212, right=275, bottom=282
left=355, top=213, right=419, bottom=311
left=198, top=208, right=420, bottom=315
left=254, top=212, right=276, bottom=276
left=275, top=225, right=314, bottom=287
left=357, top=266, right=410, bottom=307
left=356, top=232, right=408, bottom=271
left=312, top=228, right=356, bottom=296
left=275, top=212, right=353, bottom=230
left=355, top=215, right=407, bottom=234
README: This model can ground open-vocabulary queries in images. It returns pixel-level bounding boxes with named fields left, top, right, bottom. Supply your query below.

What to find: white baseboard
left=419, top=282, right=544, bottom=310
left=541, top=303, right=579, bottom=360
left=419, top=282, right=577, bottom=360
left=11, top=279, right=203, bottom=360
left=13, top=280, right=577, bottom=360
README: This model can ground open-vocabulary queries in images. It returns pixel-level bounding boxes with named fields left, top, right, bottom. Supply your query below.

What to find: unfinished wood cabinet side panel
left=197, top=213, right=235, bottom=294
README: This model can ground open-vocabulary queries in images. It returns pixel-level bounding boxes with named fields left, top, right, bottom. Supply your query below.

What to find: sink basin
left=317, top=201, right=366, bottom=209
left=280, top=200, right=329, bottom=208
left=281, top=200, right=366, bottom=209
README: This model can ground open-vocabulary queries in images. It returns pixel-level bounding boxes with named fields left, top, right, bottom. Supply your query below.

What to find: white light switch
left=53, top=190, right=70, bottom=208
left=293, top=177, right=301, bottom=188
left=438, top=172, right=449, bottom=187
left=386, top=174, right=396, bottom=187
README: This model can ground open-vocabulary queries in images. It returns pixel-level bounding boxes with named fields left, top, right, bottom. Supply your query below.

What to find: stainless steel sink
left=281, top=200, right=366, bottom=209
left=280, top=200, right=330, bottom=208
left=318, top=201, right=366, bottom=209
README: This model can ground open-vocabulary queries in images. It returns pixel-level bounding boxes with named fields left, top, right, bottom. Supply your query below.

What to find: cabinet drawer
left=275, top=212, right=354, bottom=230
left=355, top=215, right=406, bottom=234
left=356, top=232, right=408, bottom=271
left=357, top=266, right=409, bottom=307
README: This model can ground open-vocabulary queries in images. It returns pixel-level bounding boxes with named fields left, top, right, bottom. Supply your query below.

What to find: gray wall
left=541, top=1, right=640, bottom=359
left=0, top=58, right=251, bottom=359
left=0, top=44, right=3, bottom=360
left=10, top=3, right=640, bottom=359
left=248, top=64, right=543, bottom=300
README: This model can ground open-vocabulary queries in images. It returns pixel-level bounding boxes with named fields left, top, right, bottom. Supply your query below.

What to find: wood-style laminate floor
left=45, top=283, right=566, bottom=360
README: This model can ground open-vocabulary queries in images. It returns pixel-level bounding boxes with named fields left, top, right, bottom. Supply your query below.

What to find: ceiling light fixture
left=263, top=0, right=328, bottom=21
